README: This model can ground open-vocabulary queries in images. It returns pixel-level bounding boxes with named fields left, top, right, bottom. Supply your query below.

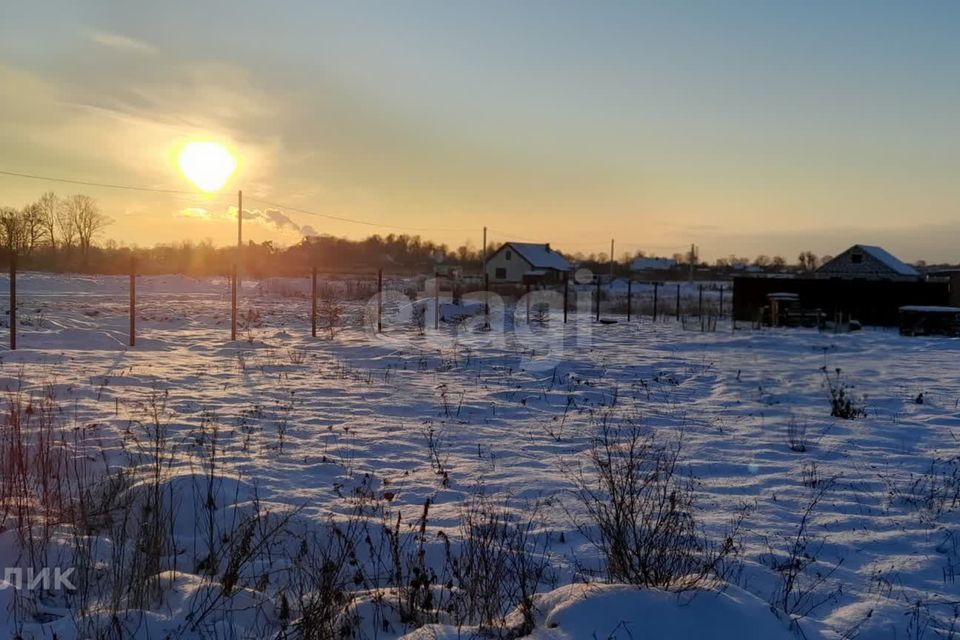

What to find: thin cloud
left=175, top=205, right=314, bottom=239
left=176, top=207, right=212, bottom=220
left=84, top=30, right=157, bottom=55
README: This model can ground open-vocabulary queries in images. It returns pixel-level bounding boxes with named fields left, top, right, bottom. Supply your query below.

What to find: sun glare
left=177, top=141, right=237, bottom=192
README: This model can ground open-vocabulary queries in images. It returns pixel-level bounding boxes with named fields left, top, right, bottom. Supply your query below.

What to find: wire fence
left=0, top=266, right=733, bottom=351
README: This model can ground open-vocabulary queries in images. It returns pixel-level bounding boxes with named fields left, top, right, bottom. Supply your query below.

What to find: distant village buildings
left=629, top=256, right=677, bottom=272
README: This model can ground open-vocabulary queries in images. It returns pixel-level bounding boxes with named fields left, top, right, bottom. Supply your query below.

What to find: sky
left=0, top=1, right=958, bottom=263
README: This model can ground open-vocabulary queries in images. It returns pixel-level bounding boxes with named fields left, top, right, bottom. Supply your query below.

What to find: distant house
left=732, top=262, right=763, bottom=274
left=485, top=242, right=571, bottom=284
left=630, top=257, right=677, bottom=273
left=817, top=245, right=920, bottom=281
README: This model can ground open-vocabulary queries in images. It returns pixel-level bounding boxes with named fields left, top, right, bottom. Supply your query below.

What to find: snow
left=630, top=256, right=677, bottom=271
left=407, top=584, right=807, bottom=639
left=856, top=245, right=920, bottom=277
left=2, top=272, right=960, bottom=639
left=504, top=242, right=571, bottom=271
left=900, top=305, right=960, bottom=313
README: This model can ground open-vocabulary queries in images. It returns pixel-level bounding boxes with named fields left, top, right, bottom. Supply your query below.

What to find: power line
left=0, top=168, right=197, bottom=195
left=0, top=167, right=478, bottom=234
left=0, top=166, right=614, bottom=242
left=486, top=227, right=541, bottom=243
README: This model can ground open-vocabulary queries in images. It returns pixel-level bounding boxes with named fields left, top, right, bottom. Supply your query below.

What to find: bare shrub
left=389, top=499, right=436, bottom=627
left=288, top=517, right=364, bottom=639
left=319, top=292, right=344, bottom=339
left=569, top=416, right=742, bottom=591
left=239, top=308, right=263, bottom=342
left=530, top=302, right=550, bottom=327
left=894, top=456, right=960, bottom=523
left=412, top=302, right=427, bottom=336
left=423, top=424, right=449, bottom=487
left=787, top=419, right=809, bottom=453
left=1, top=389, right=73, bottom=570
left=762, top=479, right=843, bottom=623
left=441, top=494, right=553, bottom=637
left=801, top=461, right=821, bottom=489
left=822, top=367, right=866, bottom=419
left=287, top=347, right=308, bottom=365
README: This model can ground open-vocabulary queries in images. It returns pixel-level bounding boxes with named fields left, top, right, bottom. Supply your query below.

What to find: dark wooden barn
left=733, top=277, right=951, bottom=327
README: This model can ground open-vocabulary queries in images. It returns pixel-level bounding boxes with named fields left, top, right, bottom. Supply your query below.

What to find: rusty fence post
left=129, top=256, right=136, bottom=347
left=230, top=264, right=237, bottom=341
left=311, top=267, right=317, bottom=337
left=434, top=272, right=440, bottom=330
left=377, top=268, right=383, bottom=333
left=595, top=276, right=601, bottom=322
left=9, top=253, right=16, bottom=351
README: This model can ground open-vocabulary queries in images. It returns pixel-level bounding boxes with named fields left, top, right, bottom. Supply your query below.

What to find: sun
left=177, top=141, right=237, bottom=192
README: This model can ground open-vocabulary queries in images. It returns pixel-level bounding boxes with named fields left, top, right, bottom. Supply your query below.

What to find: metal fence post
left=311, top=267, right=317, bottom=337
left=653, top=282, right=659, bottom=322
left=230, top=264, right=237, bottom=341
left=9, top=253, right=16, bottom=351
left=377, top=268, right=383, bottom=333
left=595, top=276, right=601, bottom=322
left=129, top=256, right=136, bottom=347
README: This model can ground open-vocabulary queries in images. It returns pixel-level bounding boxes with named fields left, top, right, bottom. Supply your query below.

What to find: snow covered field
left=2, top=273, right=960, bottom=639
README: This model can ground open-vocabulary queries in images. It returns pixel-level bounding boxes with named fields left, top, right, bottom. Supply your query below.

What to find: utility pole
left=482, top=226, right=487, bottom=267
left=610, top=238, right=615, bottom=277
left=238, top=188, right=243, bottom=279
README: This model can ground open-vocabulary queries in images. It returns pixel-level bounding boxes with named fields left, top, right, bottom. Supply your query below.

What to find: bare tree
left=35, top=192, right=59, bottom=248
left=62, top=195, right=111, bottom=256
left=19, top=203, right=46, bottom=255
left=56, top=200, right=78, bottom=250
left=798, top=251, right=819, bottom=272
left=0, top=207, right=31, bottom=257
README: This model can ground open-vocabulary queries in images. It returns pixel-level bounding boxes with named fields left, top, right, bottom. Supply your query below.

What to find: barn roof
left=856, top=245, right=919, bottom=277
left=817, top=244, right=920, bottom=278
left=505, top=242, right=571, bottom=271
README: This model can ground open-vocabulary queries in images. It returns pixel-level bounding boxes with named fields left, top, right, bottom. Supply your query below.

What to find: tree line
left=0, top=190, right=936, bottom=277
left=0, top=191, right=492, bottom=276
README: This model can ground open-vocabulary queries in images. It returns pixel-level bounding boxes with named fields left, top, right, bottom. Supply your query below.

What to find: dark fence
left=733, top=277, right=950, bottom=327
